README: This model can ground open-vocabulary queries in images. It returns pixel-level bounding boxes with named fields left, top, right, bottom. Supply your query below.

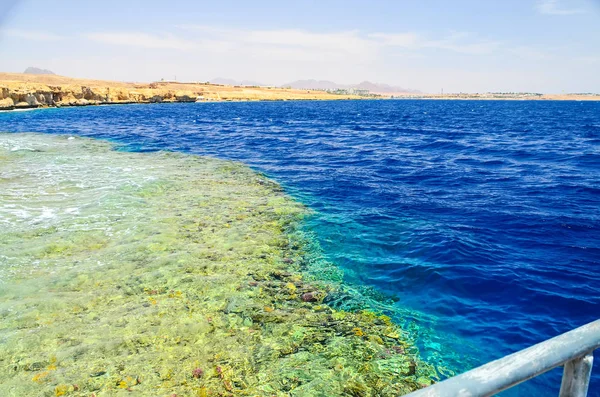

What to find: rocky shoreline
left=0, top=73, right=363, bottom=111
left=0, top=85, right=204, bottom=111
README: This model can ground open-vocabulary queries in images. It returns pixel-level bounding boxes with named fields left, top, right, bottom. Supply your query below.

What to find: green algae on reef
left=0, top=133, right=435, bottom=396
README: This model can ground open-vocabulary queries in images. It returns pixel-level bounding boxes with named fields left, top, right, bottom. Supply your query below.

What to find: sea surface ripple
left=1, top=100, right=599, bottom=395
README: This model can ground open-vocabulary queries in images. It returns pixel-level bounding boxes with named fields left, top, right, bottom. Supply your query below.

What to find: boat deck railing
left=404, top=319, right=600, bottom=397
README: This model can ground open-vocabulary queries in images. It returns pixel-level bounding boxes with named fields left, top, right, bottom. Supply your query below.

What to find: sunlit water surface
left=1, top=100, right=599, bottom=395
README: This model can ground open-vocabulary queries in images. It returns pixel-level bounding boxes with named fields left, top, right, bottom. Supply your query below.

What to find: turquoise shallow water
left=1, top=100, right=599, bottom=395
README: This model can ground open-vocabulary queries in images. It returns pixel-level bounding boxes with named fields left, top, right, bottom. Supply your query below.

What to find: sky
left=0, top=0, right=599, bottom=93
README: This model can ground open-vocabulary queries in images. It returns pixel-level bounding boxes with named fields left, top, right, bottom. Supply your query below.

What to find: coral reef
left=0, top=133, right=436, bottom=396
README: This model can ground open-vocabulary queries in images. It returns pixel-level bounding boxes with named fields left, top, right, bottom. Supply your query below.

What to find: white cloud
left=247, top=29, right=371, bottom=55
left=1, top=28, right=63, bottom=41
left=367, top=32, right=420, bottom=48
left=368, top=30, right=500, bottom=55
left=177, top=25, right=376, bottom=59
left=84, top=28, right=379, bottom=62
left=508, top=46, right=553, bottom=61
left=177, top=25, right=500, bottom=57
left=85, top=32, right=198, bottom=51
left=422, top=32, right=501, bottom=55
left=69, top=27, right=502, bottom=60
left=536, top=0, right=585, bottom=15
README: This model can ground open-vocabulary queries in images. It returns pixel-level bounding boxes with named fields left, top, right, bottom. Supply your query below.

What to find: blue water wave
left=1, top=99, right=599, bottom=396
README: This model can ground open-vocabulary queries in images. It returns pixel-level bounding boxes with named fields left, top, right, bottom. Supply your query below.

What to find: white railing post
left=559, top=351, right=594, bottom=397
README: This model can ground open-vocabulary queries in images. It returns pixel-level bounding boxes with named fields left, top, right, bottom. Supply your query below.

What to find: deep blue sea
left=1, top=100, right=599, bottom=396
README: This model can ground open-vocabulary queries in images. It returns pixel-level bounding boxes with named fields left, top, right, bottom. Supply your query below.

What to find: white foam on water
left=11, top=108, right=37, bottom=112
left=9, top=146, right=37, bottom=152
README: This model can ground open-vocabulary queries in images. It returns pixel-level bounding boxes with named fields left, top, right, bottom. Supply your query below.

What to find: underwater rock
left=24, top=362, right=47, bottom=371
left=301, top=291, right=325, bottom=302
left=301, top=292, right=317, bottom=302
left=322, top=289, right=369, bottom=311
left=224, top=297, right=245, bottom=314
left=407, top=360, right=417, bottom=376
left=192, top=368, right=204, bottom=378
left=270, top=270, right=292, bottom=280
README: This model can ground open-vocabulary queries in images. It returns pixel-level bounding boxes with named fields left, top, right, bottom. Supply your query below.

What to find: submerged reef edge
left=0, top=132, right=437, bottom=396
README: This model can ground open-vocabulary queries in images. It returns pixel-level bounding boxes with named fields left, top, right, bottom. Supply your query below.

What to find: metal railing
left=405, top=319, right=600, bottom=397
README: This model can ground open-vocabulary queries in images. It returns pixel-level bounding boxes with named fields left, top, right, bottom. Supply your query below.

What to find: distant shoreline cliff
left=0, top=73, right=364, bottom=111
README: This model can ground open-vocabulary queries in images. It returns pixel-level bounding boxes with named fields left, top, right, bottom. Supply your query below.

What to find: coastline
left=0, top=133, right=436, bottom=396
left=0, top=98, right=358, bottom=113
left=3, top=72, right=598, bottom=113
left=0, top=73, right=364, bottom=112
left=4, top=93, right=598, bottom=114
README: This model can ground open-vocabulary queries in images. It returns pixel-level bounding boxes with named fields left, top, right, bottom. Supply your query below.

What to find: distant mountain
left=239, top=80, right=267, bottom=87
left=353, top=81, right=421, bottom=94
left=210, top=78, right=268, bottom=87
left=24, top=67, right=55, bottom=75
left=284, top=79, right=420, bottom=94
left=282, top=79, right=340, bottom=90
left=210, top=77, right=420, bottom=93
left=209, top=77, right=238, bottom=85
